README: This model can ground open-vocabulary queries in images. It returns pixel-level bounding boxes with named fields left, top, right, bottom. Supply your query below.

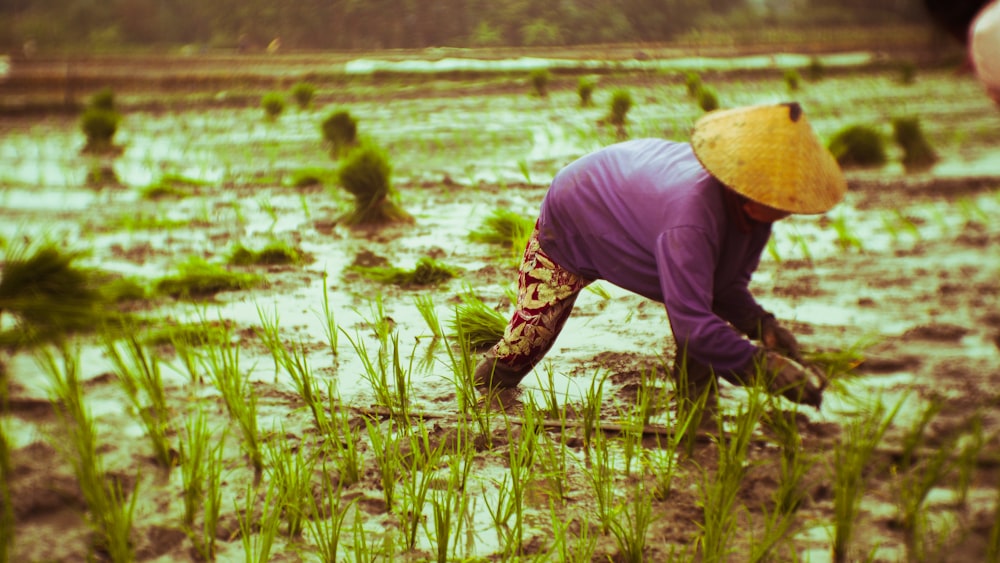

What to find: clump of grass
left=226, top=240, right=308, bottom=267
left=807, top=56, right=825, bottom=80
left=448, top=290, right=507, bottom=351
left=828, top=124, right=887, bottom=167
left=530, top=68, right=550, bottom=97
left=291, top=81, right=316, bottom=109
left=154, top=256, right=263, bottom=299
left=577, top=77, right=596, bottom=106
left=784, top=68, right=800, bottom=91
left=892, top=116, right=938, bottom=170
left=469, top=208, right=533, bottom=260
left=608, top=89, right=634, bottom=129
left=288, top=166, right=335, bottom=188
left=697, top=85, right=719, bottom=112
left=321, top=109, right=359, bottom=156
left=261, top=91, right=286, bottom=119
left=352, top=256, right=460, bottom=287
left=140, top=173, right=209, bottom=200
left=335, top=143, right=412, bottom=226
left=80, top=88, right=122, bottom=154
left=684, top=71, right=703, bottom=96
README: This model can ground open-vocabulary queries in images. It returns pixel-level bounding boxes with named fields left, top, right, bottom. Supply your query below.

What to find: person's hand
left=755, top=350, right=827, bottom=408
left=761, top=316, right=801, bottom=360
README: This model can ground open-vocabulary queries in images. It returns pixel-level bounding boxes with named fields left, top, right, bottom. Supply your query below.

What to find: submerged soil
left=1, top=47, right=1000, bottom=562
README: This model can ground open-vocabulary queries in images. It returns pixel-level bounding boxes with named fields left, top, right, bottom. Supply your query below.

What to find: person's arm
left=656, top=227, right=757, bottom=374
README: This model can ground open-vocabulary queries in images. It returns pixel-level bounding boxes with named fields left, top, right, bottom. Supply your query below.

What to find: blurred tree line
left=1, top=0, right=933, bottom=52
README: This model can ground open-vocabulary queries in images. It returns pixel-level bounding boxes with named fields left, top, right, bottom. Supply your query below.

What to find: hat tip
left=782, top=102, right=802, bottom=122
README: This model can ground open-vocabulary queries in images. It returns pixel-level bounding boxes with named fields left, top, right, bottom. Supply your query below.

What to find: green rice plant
left=783, top=68, right=801, bottom=91
left=80, top=106, right=122, bottom=153
left=469, top=208, right=534, bottom=261
left=577, top=77, right=596, bottom=107
left=288, top=166, right=336, bottom=188
left=580, top=369, right=609, bottom=451
left=608, top=482, right=656, bottom=563
left=898, top=398, right=942, bottom=470
left=327, top=390, right=364, bottom=486
left=291, top=81, right=317, bottom=109
left=426, top=433, right=474, bottom=562
left=351, top=256, right=460, bottom=287
left=321, top=109, right=359, bottom=156
left=38, top=346, right=138, bottom=561
left=892, top=116, right=938, bottom=170
left=832, top=394, right=905, bottom=563
left=261, top=91, right=286, bottom=120
left=259, top=313, right=330, bottom=434
left=608, top=88, right=634, bottom=129
left=179, top=411, right=211, bottom=528
left=104, top=333, right=174, bottom=469
left=236, top=480, right=282, bottom=563
left=586, top=425, right=619, bottom=534
left=341, top=328, right=413, bottom=418
left=365, top=417, right=402, bottom=510
left=517, top=158, right=532, bottom=184
left=957, top=195, right=990, bottom=226
left=673, top=349, right=714, bottom=457
left=195, top=425, right=226, bottom=561
left=585, top=282, right=611, bottom=300
left=828, top=124, right=887, bottom=167
left=306, top=464, right=357, bottom=562
left=493, top=404, right=540, bottom=556
left=549, top=509, right=597, bottom=563
left=335, top=143, right=412, bottom=226
left=0, top=241, right=109, bottom=341
left=684, top=71, right=703, bottom=96
left=139, top=173, right=209, bottom=200
left=441, top=319, right=494, bottom=447
left=316, top=272, right=339, bottom=357
left=530, top=395, right=571, bottom=502
left=831, top=212, right=863, bottom=251
left=649, top=384, right=702, bottom=500
left=155, top=256, right=263, bottom=299
left=530, top=68, right=551, bottom=97
left=698, top=384, right=767, bottom=563
left=263, top=429, right=317, bottom=537
left=956, top=412, right=985, bottom=507
left=201, top=329, right=264, bottom=478
left=413, top=293, right=442, bottom=338
left=448, top=289, right=507, bottom=351
left=349, top=503, right=387, bottom=561
left=226, top=240, right=306, bottom=266
left=766, top=237, right=783, bottom=264
left=697, top=85, right=720, bottom=112
left=807, top=56, right=825, bottom=80
left=398, top=421, right=445, bottom=552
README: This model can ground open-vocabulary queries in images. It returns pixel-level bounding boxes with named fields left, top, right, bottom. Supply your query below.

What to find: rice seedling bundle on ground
left=154, top=256, right=263, bottom=299
left=828, top=124, right=887, bottom=167
left=291, top=81, right=316, bottom=110
left=449, top=291, right=507, bottom=350
left=335, top=143, right=413, bottom=226
left=80, top=88, right=123, bottom=154
left=578, top=77, right=596, bottom=106
left=322, top=109, right=359, bottom=156
left=352, top=256, right=460, bottom=287
left=892, top=116, right=938, bottom=170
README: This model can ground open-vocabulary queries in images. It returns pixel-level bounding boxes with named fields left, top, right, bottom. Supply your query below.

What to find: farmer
left=924, top=0, right=1000, bottom=105
left=474, top=102, right=845, bottom=408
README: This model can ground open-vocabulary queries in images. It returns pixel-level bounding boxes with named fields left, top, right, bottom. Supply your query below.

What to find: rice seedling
left=698, top=383, right=767, bottom=563
left=448, top=289, right=507, bottom=351
left=649, top=393, right=702, bottom=500
left=236, top=479, right=282, bottom=563
left=517, top=158, right=532, bottom=184
left=291, top=81, right=316, bottom=110
left=179, top=410, right=212, bottom=528
left=351, top=256, right=460, bottom=287
left=349, top=503, right=387, bottom=561
left=195, top=425, right=226, bottom=561
left=327, top=391, right=364, bottom=486
left=0, top=240, right=108, bottom=342
left=577, top=77, right=596, bottom=106
left=261, top=91, right=286, bottom=120
left=831, top=212, right=863, bottom=251
left=585, top=282, right=611, bottom=300
left=413, top=293, right=442, bottom=338
left=530, top=68, right=551, bottom=97
left=139, top=173, right=208, bottom=200
left=580, top=369, right=609, bottom=451
left=398, top=421, right=445, bottom=552
left=441, top=320, right=494, bottom=447
left=530, top=396, right=571, bottom=502
left=365, top=417, right=403, bottom=510
left=697, top=85, right=720, bottom=112
left=38, top=345, right=138, bottom=561
left=263, top=429, right=317, bottom=538
left=201, top=329, right=264, bottom=478
left=104, top=333, right=174, bottom=469
left=288, top=166, right=336, bottom=189
left=828, top=124, right=887, bottom=167
left=892, top=116, right=938, bottom=170
left=342, top=329, right=414, bottom=418
left=226, top=240, right=307, bottom=267
left=427, top=433, right=474, bottom=562
left=321, top=109, right=359, bottom=157
left=155, top=256, right=263, bottom=299
left=832, top=394, right=905, bottom=563
left=316, top=272, right=339, bottom=357
left=549, top=508, right=597, bottom=563
left=956, top=412, right=985, bottom=507
left=609, top=481, right=656, bottom=563
left=306, top=464, right=357, bottom=562
left=684, top=71, right=703, bottom=96
left=673, top=350, right=714, bottom=457
left=784, top=68, right=801, bottom=91
left=335, top=142, right=413, bottom=226
left=957, top=195, right=990, bottom=226
left=80, top=104, right=122, bottom=154
left=608, top=88, right=634, bottom=129
left=586, top=425, right=619, bottom=534
left=766, top=236, right=783, bottom=264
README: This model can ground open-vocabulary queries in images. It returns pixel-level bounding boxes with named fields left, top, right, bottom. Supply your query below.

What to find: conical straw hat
left=691, top=102, right=846, bottom=214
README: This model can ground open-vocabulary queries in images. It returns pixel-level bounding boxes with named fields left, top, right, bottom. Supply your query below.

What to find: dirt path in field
left=1, top=51, right=1000, bottom=561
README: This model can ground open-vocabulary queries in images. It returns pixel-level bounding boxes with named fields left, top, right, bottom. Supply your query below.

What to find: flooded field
left=1, top=48, right=1000, bottom=561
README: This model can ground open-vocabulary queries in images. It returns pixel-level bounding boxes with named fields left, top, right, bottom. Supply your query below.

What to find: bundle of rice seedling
left=336, top=144, right=412, bottom=226
left=353, top=257, right=459, bottom=287
left=828, top=124, right=887, bottom=167
left=469, top=208, right=534, bottom=248
left=892, top=116, right=938, bottom=170
left=448, top=292, right=507, bottom=351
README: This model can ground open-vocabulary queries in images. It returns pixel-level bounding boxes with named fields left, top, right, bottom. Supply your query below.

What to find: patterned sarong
left=490, top=225, right=592, bottom=374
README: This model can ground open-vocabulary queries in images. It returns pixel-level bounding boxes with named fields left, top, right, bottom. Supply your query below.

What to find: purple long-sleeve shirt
left=536, top=138, right=771, bottom=372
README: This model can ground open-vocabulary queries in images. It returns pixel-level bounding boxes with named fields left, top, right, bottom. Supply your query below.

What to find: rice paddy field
left=1, top=38, right=1000, bottom=562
